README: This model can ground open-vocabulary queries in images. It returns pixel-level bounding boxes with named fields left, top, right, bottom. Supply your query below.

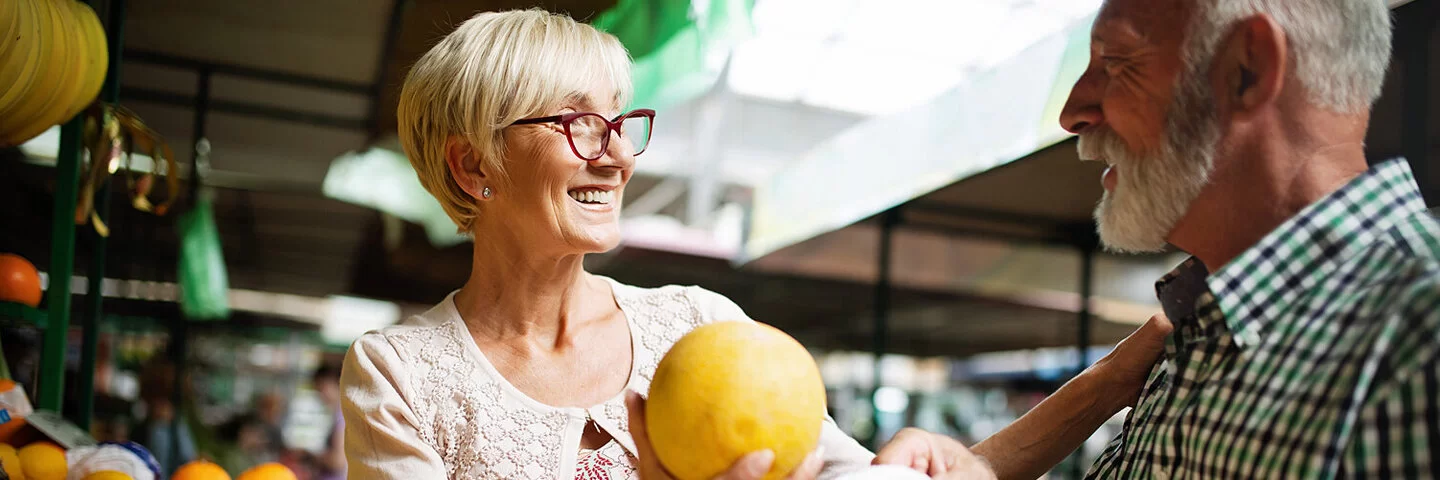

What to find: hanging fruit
left=0, top=254, right=42, bottom=308
left=0, top=0, right=110, bottom=146
left=74, top=104, right=183, bottom=237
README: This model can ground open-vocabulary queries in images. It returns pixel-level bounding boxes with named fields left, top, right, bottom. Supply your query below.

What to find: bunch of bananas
left=0, top=0, right=109, bottom=147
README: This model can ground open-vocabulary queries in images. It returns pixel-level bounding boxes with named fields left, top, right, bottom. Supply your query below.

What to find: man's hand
left=1088, top=313, right=1172, bottom=410
left=873, top=428, right=995, bottom=479
left=626, top=391, right=824, bottom=480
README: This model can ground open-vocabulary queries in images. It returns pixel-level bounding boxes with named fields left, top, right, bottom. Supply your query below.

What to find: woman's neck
left=454, top=232, right=601, bottom=350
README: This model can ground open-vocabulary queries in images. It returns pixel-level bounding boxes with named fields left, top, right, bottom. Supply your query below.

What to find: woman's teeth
left=568, top=189, right=613, bottom=205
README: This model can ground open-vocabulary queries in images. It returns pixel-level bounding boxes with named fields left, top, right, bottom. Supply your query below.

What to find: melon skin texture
left=646, top=321, right=827, bottom=480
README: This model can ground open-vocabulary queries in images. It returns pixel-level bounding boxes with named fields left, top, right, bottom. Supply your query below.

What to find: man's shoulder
left=1374, top=209, right=1440, bottom=310
left=1348, top=212, right=1440, bottom=399
left=1389, top=208, right=1440, bottom=262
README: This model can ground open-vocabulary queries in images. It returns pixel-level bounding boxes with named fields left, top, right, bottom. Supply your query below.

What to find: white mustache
left=1076, top=129, right=1123, bottom=164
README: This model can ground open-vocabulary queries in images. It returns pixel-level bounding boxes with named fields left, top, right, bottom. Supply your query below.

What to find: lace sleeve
left=341, top=333, right=448, bottom=478
left=683, top=286, right=754, bottom=323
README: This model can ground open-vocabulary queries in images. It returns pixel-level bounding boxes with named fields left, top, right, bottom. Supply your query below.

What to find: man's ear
left=1212, top=14, right=1288, bottom=118
left=445, top=136, right=489, bottom=200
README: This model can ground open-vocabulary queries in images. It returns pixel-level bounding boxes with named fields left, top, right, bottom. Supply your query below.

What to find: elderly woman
left=340, top=9, right=873, bottom=480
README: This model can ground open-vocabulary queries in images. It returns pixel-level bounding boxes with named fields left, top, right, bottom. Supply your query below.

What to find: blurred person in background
left=876, top=0, right=1440, bottom=478
left=310, top=364, right=345, bottom=480
left=216, top=412, right=277, bottom=474
left=131, top=355, right=197, bottom=474
left=254, top=391, right=288, bottom=458
left=214, top=392, right=289, bottom=474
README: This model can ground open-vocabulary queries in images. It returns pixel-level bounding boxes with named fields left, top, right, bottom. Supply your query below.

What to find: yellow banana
left=8, top=0, right=90, bottom=146
left=62, top=0, right=108, bottom=122
left=0, top=0, right=46, bottom=131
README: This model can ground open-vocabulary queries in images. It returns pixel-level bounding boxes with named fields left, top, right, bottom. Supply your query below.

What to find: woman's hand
left=626, top=391, right=824, bottom=480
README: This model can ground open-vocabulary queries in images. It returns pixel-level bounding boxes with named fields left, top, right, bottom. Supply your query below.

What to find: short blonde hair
left=397, top=9, right=633, bottom=232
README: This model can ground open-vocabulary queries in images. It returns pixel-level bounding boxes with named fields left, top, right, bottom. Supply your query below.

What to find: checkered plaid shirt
left=1087, top=159, right=1440, bottom=479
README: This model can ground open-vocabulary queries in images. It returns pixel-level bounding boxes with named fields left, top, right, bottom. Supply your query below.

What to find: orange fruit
left=0, top=443, right=23, bottom=480
left=236, top=463, right=295, bottom=480
left=0, top=419, right=30, bottom=444
left=17, top=442, right=65, bottom=480
left=0, top=254, right=41, bottom=307
left=646, top=321, right=826, bottom=480
left=173, top=461, right=231, bottom=480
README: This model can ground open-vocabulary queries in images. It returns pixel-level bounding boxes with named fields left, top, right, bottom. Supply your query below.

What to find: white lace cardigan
left=340, top=278, right=875, bottom=479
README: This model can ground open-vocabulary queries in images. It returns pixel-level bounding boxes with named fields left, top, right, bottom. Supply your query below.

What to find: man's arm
left=968, top=359, right=1142, bottom=479
left=875, top=314, right=1171, bottom=480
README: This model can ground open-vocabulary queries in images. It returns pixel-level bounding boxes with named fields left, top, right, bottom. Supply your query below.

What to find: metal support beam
left=868, top=208, right=900, bottom=449
left=1069, top=235, right=1098, bottom=479
left=899, top=219, right=1082, bottom=248
left=124, top=49, right=371, bottom=94
left=121, top=88, right=366, bottom=131
left=76, top=0, right=128, bottom=429
left=903, top=203, right=1081, bottom=230
left=40, top=121, right=82, bottom=413
left=167, top=63, right=211, bottom=471
left=1077, top=246, right=1095, bottom=371
left=77, top=179, right=110, bottom=428
left=367, top=0, right=410, bottom=141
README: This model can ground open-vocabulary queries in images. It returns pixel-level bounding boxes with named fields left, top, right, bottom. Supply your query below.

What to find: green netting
left=177, top=194, right=231, bottom=321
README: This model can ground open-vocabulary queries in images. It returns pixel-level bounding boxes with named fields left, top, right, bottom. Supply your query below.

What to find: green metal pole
left=40, top=124, right=82, bottom=412
left=76, top=183, right=109, bottom=428
left=76, top=0, right=127, bottom=430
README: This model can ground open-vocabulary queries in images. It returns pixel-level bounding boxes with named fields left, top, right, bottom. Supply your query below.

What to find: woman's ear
left=445, top=136, right=490, bottom=200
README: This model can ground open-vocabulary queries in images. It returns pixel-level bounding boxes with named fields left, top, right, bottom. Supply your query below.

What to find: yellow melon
left=646, top=321, right=826, bottom=480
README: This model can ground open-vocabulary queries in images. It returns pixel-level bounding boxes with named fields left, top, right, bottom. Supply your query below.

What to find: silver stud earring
left=482, top=187, right=492, bottom=199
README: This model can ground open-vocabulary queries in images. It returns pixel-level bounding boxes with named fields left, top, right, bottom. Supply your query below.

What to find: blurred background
left=0, top=0, right=1436, bottom=478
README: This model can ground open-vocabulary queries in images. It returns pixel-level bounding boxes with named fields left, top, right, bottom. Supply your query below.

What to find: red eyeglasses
left=510, top=109, right=656, bottom=161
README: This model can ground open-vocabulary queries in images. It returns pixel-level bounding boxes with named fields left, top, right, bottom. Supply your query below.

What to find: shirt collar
left=1155, top=256, right=1210, bottom=326
left=1202, top=158, right=1428, bottom=347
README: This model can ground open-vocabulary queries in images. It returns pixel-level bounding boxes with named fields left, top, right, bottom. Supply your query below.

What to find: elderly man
left=877, top=0, right=1440, bottom=478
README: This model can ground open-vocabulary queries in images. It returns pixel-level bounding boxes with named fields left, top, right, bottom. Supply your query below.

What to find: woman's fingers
left=627, top=391, right=676, bottom=480
left=629, top=390, right=825, bottom=480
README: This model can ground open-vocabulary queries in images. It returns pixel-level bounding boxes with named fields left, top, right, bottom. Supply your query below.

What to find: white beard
left=1079, top=69, right=1220, bottom=254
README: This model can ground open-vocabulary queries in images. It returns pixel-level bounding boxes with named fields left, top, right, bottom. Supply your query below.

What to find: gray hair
left=1182, top=0, right=1393, bottom=113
